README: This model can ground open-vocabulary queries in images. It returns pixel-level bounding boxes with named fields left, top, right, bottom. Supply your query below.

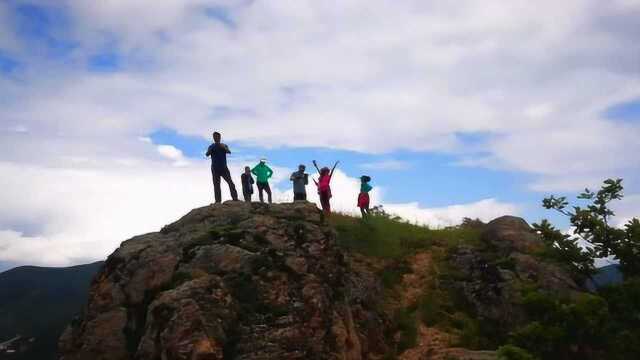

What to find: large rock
left=480, top=216, right=543, bottom=255
left=59, top=202, right=388, bottom=360
left=449, top=216, right=580, bottom=333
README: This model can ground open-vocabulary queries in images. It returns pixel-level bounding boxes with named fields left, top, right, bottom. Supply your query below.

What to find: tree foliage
left=540, top=178, right=640, bottom=278
left=532, top=219, right=595, bottom=280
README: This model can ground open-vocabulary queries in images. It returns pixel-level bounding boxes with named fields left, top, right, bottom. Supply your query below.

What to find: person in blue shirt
left=205, top=131, right=238, bottom=203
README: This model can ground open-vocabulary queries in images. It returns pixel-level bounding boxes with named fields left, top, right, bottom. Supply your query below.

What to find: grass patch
left=394, top=308, right=418, bottom=352
left=380, top=261, right=412, bottom=289
left=331, top=213, right=482, bottom=259
left=330, top=212, right=487, bottom=354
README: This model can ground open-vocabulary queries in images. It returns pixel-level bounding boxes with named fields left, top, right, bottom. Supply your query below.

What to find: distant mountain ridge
left=587, top=264, right=623, bottom=290
left=0, top=261, right=103, bottom=360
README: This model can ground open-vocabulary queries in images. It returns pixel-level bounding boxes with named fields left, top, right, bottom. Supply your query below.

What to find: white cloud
left=7, top=125, right=28, bottom=133
left=0, top=0, right=638, bottom=191
left=1, top=0, right=640, bottom=265
left=612, top=194, right=640, bottom=227
left=360, top=160, right=411, bottom=171
left=384, top=199, right=520, bottom=228
left=156, top=144, right=190, bottom=166
left=0, top=157, right=515, bottom=266
left=524, top=104, right=554, bottom=119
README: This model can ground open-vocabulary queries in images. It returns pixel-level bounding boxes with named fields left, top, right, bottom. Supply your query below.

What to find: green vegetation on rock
left=331, top=180, right=640, bottom=359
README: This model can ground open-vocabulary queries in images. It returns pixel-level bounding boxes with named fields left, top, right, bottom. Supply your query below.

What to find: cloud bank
left=1, top=0, right=639, bottom=266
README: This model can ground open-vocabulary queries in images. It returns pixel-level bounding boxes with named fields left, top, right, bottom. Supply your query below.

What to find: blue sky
left=149, top=128, right=542, bottom=213
left=1, top=0, right=639, bottom=271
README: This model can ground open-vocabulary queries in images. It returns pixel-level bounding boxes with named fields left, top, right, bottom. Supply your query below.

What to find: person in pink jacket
left=312, top=160, right=339, bottom=215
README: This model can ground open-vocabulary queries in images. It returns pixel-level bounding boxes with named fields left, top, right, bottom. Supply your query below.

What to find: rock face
left=480, top=216, right=544, bottom=255
left=59, top=202, right=387, bottom=360
left=450, top=215, right=579, bottom=332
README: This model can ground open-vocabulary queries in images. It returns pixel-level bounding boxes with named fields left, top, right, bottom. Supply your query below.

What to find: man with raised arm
left=205, top=131, right=238, bottom=203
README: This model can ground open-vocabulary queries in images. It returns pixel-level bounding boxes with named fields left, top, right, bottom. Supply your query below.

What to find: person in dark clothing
left=241, top=166, right=254, bottom=202
left=205, top=132, right=238, bottom=203
left=290, top=164, right=309, bottom=201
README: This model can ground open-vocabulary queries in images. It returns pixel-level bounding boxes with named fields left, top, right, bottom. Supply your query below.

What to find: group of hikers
left=206, top=131, right=373, bottom=217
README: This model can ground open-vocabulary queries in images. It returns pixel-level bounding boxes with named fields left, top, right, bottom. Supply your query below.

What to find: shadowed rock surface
left=58, top=203, right=587, bottom=360
left=449, top=215, right=580, bottom=336
left=58, top=202, right=388, bottom=360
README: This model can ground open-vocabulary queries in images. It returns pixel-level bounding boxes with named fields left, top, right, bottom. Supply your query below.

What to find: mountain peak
left=59, top=201, right=387, bottom=359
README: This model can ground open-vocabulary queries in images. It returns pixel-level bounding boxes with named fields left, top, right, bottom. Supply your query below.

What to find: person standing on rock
left=205, top=131, right=238, bottom=203
left=312, top=160, right=339, bottom=215
left=241, top=166, right=254, bottom=202
left=290, top=164, right=309, bottom=201
left=358, top=175, right=372, bottom=219
left=252, top=158, right=273, bottom=204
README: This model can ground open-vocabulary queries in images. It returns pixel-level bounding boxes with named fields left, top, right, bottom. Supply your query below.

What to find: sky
left=1, top=0, right=639, bottom=271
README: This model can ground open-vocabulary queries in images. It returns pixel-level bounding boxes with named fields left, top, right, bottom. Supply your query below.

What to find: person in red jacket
left=358, top=175, right=373, bottom=219
left=312, top=160, right=339, bottom=215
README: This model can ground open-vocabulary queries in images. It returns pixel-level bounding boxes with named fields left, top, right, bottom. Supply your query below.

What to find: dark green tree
left=540, top=178, right=640, bottom=278
left=532, top=219, right=596, bottom=279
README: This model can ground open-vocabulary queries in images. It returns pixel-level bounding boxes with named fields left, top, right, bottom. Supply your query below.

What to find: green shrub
left=393, top=308, right=418, bottom=352
left=380, top=262, right=411, bottom=290
left=450, top=312, right=483, bottom=349
left=418, top=290, right=441, bottom=325
left=510, top=322, right=566, bottom=358
left=497, top=345, right=538, bottom=360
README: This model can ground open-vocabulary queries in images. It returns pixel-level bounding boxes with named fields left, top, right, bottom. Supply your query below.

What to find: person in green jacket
left=252, top=158, right=273, bottom=203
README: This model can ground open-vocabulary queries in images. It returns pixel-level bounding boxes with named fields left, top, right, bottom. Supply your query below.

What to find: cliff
left=59, top=203, right=587, bottom=360
left=59, top=202, right=387, bottom=359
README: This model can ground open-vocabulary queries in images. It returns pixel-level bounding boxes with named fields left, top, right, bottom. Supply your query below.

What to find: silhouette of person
left=252, top=158, right=273, bottom=203
left=290, top=164, right=309, bottom=201
left=312, top=160, right=339, bottom=215
left=205, top=131, right=238, bottom=203
left=358, top=175, right=372, bottom=219
left=241, top=166, right=254, bottom=202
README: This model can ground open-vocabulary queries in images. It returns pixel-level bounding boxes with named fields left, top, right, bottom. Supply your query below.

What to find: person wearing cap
left=251, top=158, right=274, bottom=203
left=205, top=131, right=238, bottom=203
left=358, top=175, right=373, bottom=219
left=290, top=164, right=309, bottom=201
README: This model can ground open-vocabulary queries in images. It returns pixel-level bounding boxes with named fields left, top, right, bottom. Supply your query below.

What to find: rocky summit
left=58, top=202, right=587, bottom=360
left=58, top=202, right=387, bottom=360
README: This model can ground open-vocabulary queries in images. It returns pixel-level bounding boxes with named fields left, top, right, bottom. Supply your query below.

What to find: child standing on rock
left=358, top=176, right=372, bottom=219
left=312, top=160, right=339, bottom=215
left=241, top=166, right=254, bottom=202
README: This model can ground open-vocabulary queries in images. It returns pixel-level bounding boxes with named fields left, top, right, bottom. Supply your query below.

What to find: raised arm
left=330, top=161, right=340, bottom=177
left=312, top=160, right=321, bottom=174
